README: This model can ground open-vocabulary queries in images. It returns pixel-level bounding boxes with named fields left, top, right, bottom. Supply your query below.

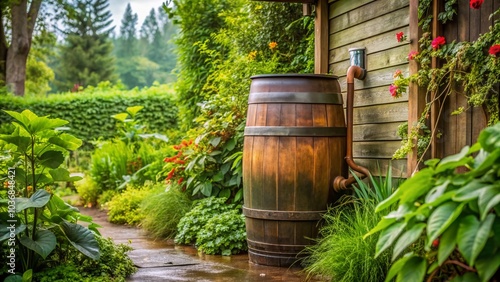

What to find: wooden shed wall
left=327, top=0, right=409, bottom=176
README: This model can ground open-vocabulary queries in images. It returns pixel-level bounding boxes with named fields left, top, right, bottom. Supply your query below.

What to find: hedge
left=0, top=83, right=178, bottom=147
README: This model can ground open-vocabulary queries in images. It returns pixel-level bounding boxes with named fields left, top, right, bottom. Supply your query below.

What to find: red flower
left=408, top=51, right=419, bottom=60
left=432, top=239, right=440, bottom=248
left=396, top=32, right=405, bottom=42
left=178, top=178, right=184, bottom=185
left=469, top=0, right=484, bottom=9
left=389, top=84, right=398, bottom=97
left=166, top=168, right=175, bottom=180
left=431, top=36, right=446, bottom=49
left=489, top=44, right=500, bottom=57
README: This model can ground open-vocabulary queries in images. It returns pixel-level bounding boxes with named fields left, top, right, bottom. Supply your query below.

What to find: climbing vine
left=391, top=0, right=500, bottom=162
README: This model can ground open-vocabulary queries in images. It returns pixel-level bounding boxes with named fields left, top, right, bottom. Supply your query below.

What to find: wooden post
left=314, top=0, right=328, bottom=74
left=407, top=0, right=426, bottom=176
left=430, top=0, right=442, bottom=159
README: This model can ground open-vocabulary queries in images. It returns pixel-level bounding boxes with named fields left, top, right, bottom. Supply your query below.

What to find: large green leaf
left=435, top=146, right=472, bottom=173
left=15, top=190, right=51, bottom=212
left=0, top=134, right=31, bottom=152
left=375, top=221, right=407, bottom=258
left=126, top=105, right=144, bottom=117
left=449, top=273, right=481, bottom=282
left=111, top=113, right=128, bottom=122
left=478, top=185, right=500, bottom=221
left=18, top=229, right=56, bottom=259
left=3, top=110, right=31, bottom=132
left=457, top=214, right=495, bottom=266
left=39, top=150, right=64, bottom=169
left=48, top=134, right=82, bottom=151
left=392, top=223, right=426, bottom=261
left=426, top=201, right=465, bottom=247
left=454, top=182, right=493, bottom=202
left=364, top=217, right=397, bottom=239
left=385, top=253, right=415, bottom=282
left=425, top=179, right=451, bottom=203
left=0, top=223, right=26, bottom=242
left=396, top=256, right=427, bottom=282
left=478, top=123, right=500, bottom=152
left=438, top=220, right=459, bottom=265
left=471, top=149, right=500, bottom=177
left=475, top=252, right=500, bottom=282
left=49, top=168, right=82, bottom=182
left=59, top=221, right=100, bottom=260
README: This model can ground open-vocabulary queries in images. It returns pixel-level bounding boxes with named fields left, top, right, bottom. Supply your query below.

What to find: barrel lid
left=250, top=74, right=339, bottom=79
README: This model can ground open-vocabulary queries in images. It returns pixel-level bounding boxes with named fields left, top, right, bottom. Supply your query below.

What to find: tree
left=116, top=3, right=138, bottom=58
left=53, top=0, right=116, bottom=92
left=0, top=0, right=43, bottom=96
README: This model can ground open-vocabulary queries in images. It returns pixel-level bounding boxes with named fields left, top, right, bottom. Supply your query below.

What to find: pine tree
left=116, top=3, right=138, bottom=58
left=53, top=0, right=116, bottom=92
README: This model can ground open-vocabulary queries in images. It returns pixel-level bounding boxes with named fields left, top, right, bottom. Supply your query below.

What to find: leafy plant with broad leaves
left=365, top=122, right=500, bottom=282
left=0, top=110, right=100, bottom=280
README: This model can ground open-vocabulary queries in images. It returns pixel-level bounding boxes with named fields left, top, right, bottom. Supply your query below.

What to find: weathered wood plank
left=329, top=7, right=409, bottom=48
left=352, top=140, right=402, bottom=159
left=353, top=122, right=403, bottom=142
left=328, top=0, right=374, bottom=18
left=337, top=65, right=409, bottom=90
left=315, top=0, right=329, bottom=74
left=341, top=86, right=409, bottom=107
left=353, top=102, right=408, bottom=125
left=331, top=44, right=410, bottom=73
left=330, top=0, right=408, bottom=33
left=329, top=27, right=410, bottom=63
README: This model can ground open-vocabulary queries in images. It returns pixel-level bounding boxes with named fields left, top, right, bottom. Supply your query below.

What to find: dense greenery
left=0, top=110, right=100, bottom=279
left=0, top=83, right=178, bottom=147
left=367, top=123, right=500, bottom=281
left=107, top=185, right=153, bottom=225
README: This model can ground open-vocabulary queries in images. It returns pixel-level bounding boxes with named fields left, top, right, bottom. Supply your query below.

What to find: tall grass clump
left=303, top=167, right=400, bottom=281
left=141, top=185, right=193, bottom=239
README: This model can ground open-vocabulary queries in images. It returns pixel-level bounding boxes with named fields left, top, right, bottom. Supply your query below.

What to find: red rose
left=489, top=44, right=500, bottom=57
left=469, top=0, right=484, bottom=9
left=389, top=84, right=398, bottom=97
left=408, top=51, right=419, bottom=60
left=431, top=36, right=446, bottom=49
left=396, top=32, right=405, bottom=42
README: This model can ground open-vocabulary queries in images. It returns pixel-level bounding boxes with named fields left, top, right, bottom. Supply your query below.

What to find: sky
left=108, top=0, right=166, bottom=29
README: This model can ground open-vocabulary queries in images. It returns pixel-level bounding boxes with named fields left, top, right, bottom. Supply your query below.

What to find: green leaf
left=457, top=214, right=494, bottom=266
left=223, top=138, right=236, bottom=151
left=201, top=182, right=213, bottom=197
left=364, top=217, right=397, bottom=239
left=18, top=229, right=56, bottom=259
left=427, top=202, right=465, bottom=247
left=478, top=185, right=500, bottom=221
left=435, top=146, right=471, bottom=173
left=4, top=275, right=22, bottom=282
left=385, top=253, right=415, bottom=282
left=22, top=269, right=32, bottom=282
left=48, top=134, right=82, bottom=151
left=375, top=221, right=407, bottom=258
left=59, top=221, right=100, bottom=260
left=475, top=252, right=500, bottom=282
left=471, top=149, right=500, bottom=177
left=15, top=190, right=51, bottom=212
left=0, top=134, right=31, bottom=152
left=449, top=272, right=480, bottom=282
left=478, top=123, right=500, bottom=152
left=126, top=106, right=144, bottom=117
left=210, top=136, right=221, bottom=147
left=438, top=220, right=459, bottom=265
left=39, top=150, right=64, bottom=169
left=454, top=182, right=492, bottom=202
left=392, top=223, right=426, bottom=261
left=219, top=188, right=231, bottom=199
left=396, top=256, right=427, bottom=282
left=212, top=171, right=224, bottom=182
left=0, top=224, right=26, bottom=241
left=49, top=168, right=82, bottom=182
left=4, top=110, right=32, bottom=132
left=111, top=113, right=128, bottom=122
left=425, top=179, right=450, bottom=203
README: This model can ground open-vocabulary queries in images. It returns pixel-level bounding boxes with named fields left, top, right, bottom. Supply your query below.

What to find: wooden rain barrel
left=242, top=74, right=347, bottom=267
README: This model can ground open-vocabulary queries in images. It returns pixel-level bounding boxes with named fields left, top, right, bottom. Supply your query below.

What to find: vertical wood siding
left=328, top=0, right=410, bottom=176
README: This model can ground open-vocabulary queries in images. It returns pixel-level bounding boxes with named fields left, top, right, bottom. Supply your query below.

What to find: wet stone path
left=81, top=208, right=319, bottom=282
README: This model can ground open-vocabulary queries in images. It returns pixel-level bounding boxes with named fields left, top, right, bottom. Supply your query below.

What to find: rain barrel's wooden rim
left=243, top=206, right=325, bottom=221
left=244, top=126, right=347, bottom=137
left=248, top=92, right=343, bottom=104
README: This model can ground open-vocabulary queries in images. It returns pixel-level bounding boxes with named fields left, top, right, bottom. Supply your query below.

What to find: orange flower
left=269, top=42, right=278, bottom=50
left=393, top=70, right=402, bottom=78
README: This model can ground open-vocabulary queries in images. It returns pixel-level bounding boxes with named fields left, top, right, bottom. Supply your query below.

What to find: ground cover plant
left=0, top=110, right=100, bottom=280
left=366, top=123, right=500, bottom=281
left=106, top=185, right=154, bottom=226
left=303, top=167, right=401, bottom=281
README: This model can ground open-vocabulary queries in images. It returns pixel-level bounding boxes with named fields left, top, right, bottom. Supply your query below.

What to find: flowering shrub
left=391, top=1, right=500, bottom=160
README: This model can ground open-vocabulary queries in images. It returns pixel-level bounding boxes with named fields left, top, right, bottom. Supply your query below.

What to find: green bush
left=0, top=83, right=178, bottom=147
left=90, top=139, right=133, bottom=192
left=196, top=210, right=247, bottom=256
left=35, top=235, right=136, bottom=282
left=175, top=197, right=238, bottom=245
left=141, top=185, right=193, bottom=239
left=366, top=123, right=500, bottom=281
left=107, top=185, right=154, bottom=225
left=75, top=175, right=100, bottom=207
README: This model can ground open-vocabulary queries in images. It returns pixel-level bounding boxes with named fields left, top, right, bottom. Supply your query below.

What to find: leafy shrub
left=75, top=175, right=100, bottom=207
left=196, top=210, right=247, bottom=256
left=366, top=122, right=500, bottom=282
left=35, top=235, right=136, bottom=282
left=303, top=167, right=399, bottom=281
left=175, top=197, right=238, bottom=245
left=90, top=139, right=133, bottom=192
left=141, top=185, right=193, bottom=239
left=0, top=83, right=178, bottom=148
left=107, top=186, right=154, bottom=225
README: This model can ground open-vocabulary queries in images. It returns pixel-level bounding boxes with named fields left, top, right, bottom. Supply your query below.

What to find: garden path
left=80, top=207, right=319, bottom=281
